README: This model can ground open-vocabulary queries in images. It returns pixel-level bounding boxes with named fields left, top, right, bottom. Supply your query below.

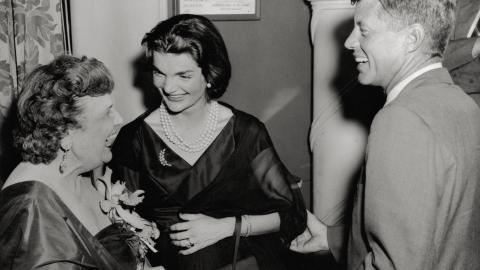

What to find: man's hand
left=289, top=210, right=329, bottom=253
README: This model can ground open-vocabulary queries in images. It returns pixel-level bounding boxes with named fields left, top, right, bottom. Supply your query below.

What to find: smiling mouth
left=105, top=131, right=119, bottom=148
left=355, top=57, right=368, bottom=64
left=166, top=95, right=185, bottom=101
left=105, top=138, right=114, bottom=148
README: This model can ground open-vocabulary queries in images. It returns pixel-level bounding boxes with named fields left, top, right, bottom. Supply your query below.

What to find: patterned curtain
left=0, top=0, right=70, bottom=182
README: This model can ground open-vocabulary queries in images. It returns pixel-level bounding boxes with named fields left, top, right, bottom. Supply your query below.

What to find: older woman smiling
left=0, top=55, right=162, bottom=270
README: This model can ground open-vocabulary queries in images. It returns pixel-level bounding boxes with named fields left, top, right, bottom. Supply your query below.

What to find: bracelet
left=241, top=215, right=252, bottom=237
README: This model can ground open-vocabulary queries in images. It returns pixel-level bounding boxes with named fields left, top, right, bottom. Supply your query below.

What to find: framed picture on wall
left=171, top=0, right=261, bottom=21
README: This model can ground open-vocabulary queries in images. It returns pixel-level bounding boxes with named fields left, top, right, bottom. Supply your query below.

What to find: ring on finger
left=186, top=238, right=194, bottom=248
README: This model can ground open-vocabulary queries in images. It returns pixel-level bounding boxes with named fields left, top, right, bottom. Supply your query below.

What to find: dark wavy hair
left=351, top=0, right=455, bottom=57
left=14, top=55, right=114, bottom=164
left=142, top=14, right=231, bottom=99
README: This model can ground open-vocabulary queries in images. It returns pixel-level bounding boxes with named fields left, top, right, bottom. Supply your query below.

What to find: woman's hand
left=169, top=213, right=235, bottom=255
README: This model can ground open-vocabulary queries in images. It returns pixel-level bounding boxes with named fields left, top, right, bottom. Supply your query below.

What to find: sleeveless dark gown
left=0, top=181, right=138, bottom=270
left=109, top=104, right=307, bottom=270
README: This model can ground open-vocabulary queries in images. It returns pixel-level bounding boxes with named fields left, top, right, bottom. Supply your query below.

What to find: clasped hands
left=169, top=213, right=234, bottom=255
left=168, top=211, right=329, bottom=255
left=289, top=210, right=330, bottom=254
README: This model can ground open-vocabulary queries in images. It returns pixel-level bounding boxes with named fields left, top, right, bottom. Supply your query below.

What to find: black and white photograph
left=0, top=0, right=479, bottom=269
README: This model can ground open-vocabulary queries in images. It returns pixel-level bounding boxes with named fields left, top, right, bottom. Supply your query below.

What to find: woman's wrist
left=219, top=217, right=236, bottom=239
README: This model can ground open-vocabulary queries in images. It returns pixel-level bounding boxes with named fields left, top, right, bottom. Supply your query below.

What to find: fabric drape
left=0, top=0, right=70, bottom=183
left=109, top=105, right=307, bottom=270
left=0, top=181, right=130, bottom=270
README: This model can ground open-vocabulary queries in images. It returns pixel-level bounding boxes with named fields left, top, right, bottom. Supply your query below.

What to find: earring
left=206, top=82, right=212, bottom=88
left=59, top=146, right=69, bottom=174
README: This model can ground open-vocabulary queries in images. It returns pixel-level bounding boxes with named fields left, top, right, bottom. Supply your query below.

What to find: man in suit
left=291, top=0, right=480, bottom=269
left=444, top=0, right=480, bottom=105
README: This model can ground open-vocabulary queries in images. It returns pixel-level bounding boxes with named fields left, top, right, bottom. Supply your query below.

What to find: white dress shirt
left=385, top=62, right=443, bottom=106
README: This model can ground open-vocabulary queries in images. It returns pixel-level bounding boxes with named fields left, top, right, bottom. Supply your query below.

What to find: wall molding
left=308, top=0, right=354, bottom=10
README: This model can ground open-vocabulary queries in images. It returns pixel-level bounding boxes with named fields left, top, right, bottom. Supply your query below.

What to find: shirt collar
left=385, top=62, right=443, bottom=106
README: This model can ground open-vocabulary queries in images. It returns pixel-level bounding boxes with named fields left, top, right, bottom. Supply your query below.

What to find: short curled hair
left=142, top=14, right=231, bottom=99
left=14, top=55, right=114, bottom=164
left=352, top=0, right=455, bottom=57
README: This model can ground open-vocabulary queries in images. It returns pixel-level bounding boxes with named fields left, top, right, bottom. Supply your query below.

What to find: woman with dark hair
left=110, top=14, right=307, bottom=269
left=0, top=55, right=162, bottom=270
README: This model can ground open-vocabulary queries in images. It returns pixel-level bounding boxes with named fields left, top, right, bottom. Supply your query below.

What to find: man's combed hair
left=352, top=0, right=455, bottom=57
left=142, top=14, right=231, bottom=99
left=14, top=55, right=114, bottom=164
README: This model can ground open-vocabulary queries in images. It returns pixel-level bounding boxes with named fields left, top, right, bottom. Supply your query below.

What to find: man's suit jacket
left=347, top=68, right=480, bottom=270
left=444, top=0, right=480, bottom=104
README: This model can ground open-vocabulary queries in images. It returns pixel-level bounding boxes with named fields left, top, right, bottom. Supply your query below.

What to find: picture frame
left=171, top=0, right=261, bottom=21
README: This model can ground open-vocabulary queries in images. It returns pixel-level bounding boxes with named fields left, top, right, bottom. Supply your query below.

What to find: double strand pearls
left=159, top=101, right=219, bottom=153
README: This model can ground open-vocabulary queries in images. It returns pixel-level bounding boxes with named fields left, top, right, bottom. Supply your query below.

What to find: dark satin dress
left=110, top=105, right=307, bottom=270
left=0, top=181, right=137, bottom=270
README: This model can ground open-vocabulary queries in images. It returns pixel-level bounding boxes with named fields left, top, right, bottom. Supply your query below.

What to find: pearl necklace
left=159, top=101, right=219, bottom=153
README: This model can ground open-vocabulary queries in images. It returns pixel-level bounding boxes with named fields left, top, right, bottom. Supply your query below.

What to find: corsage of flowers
left=97, top=168, right=160, bottom=260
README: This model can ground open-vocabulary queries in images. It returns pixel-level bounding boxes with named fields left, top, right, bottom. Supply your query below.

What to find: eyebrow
left=150, top=64, right=195, bottom=76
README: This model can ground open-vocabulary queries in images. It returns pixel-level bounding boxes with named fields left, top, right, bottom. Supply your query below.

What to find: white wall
left=70, top=0, right=169, bottom=122
left=71, top=0, right=313, bottom=200
left=308, top=0, right=384, bottom=219
left=213, top=0, right=312, bottom=203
